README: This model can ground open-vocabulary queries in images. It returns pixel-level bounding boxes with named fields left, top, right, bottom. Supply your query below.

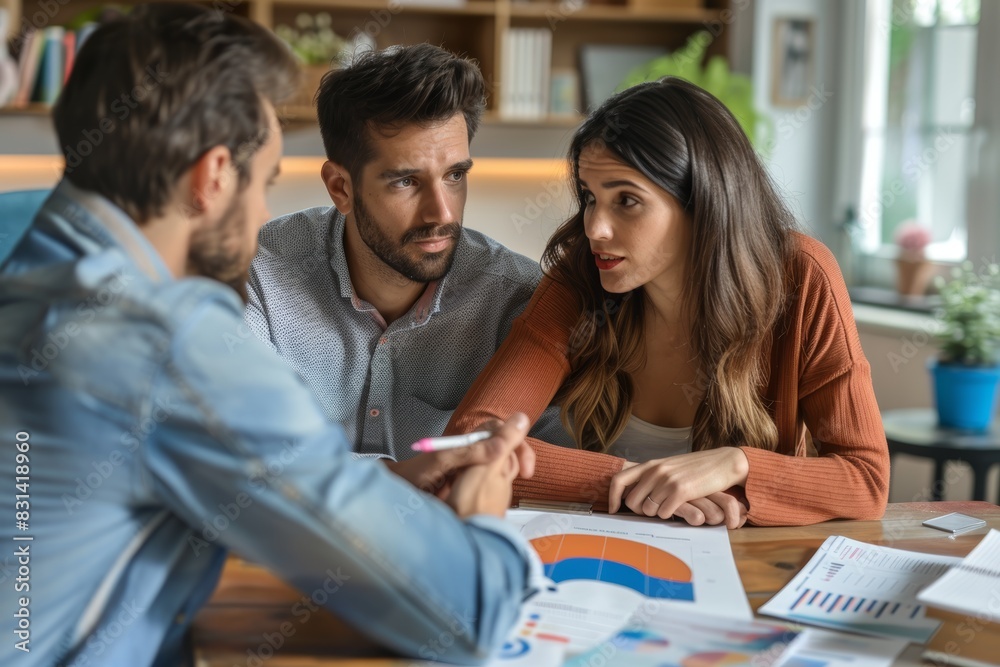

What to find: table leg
left=972, top=465, right=988, bottom=502
left=932, top=458, right=945, bottom=501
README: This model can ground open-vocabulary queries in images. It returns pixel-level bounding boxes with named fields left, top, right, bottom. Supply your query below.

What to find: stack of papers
left=461, top=518, right=919, bottom=667
left=776, top=630, right=908, bottom=667
left=483, top=604, right=907, bottom=667
left=918, top=528, right=1000, bottom=615
left=918, top=529, right=1000, bottom=666
left=485, top=510, right=753, bottom=665
left=510, top=511, right=752, bottom=645
left=566, top=605, right=799, bottom=667
left=759, top=535, right=960, bottom=642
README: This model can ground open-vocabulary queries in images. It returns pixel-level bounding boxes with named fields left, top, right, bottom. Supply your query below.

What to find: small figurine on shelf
left=894, top=220, right=933, bottom=297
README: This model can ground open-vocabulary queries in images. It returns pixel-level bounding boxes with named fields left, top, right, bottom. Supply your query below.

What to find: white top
left=606, top=414, right=693, bottom=463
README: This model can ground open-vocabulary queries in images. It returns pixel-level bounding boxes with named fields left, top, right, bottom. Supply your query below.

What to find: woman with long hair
left=445, top=77, right=889, bottom=528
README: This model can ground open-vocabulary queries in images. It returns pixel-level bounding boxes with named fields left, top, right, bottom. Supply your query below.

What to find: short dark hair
left=53, top=3, right=299, bottom=222
left=316, top=43, right=486, bottom=182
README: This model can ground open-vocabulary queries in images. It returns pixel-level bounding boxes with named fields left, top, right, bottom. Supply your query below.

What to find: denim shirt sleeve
left=140, top=286, right=535, bottom=664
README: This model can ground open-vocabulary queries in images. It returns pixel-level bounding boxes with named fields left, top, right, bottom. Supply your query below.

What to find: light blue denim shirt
left=0, top=180, right=543, bottom=667
left=245, top=208, right=574, bottom=460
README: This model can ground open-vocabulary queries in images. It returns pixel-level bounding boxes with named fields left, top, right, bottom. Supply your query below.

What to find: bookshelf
left=1, top=0, right=731, bottom=125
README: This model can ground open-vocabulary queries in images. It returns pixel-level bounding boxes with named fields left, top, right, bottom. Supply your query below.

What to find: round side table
left=882, top=408, right=1000, bottom=502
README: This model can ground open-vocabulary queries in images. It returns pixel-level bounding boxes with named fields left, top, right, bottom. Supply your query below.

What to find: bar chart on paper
left=759, top=536, right=961, bottom=642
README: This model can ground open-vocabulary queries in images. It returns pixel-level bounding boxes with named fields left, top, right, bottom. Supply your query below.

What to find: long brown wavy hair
left=545, top=77, right=797, bottom=453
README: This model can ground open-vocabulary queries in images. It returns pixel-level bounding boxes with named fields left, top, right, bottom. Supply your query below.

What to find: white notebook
left=917, top=528, right=1000, bottom=616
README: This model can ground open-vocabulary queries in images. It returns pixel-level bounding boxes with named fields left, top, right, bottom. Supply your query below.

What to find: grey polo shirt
left=245, top=206, right=572, bottom=459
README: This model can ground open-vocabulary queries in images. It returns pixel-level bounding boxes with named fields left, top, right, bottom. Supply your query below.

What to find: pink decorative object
left=894, top=221, right=933, bottom=296
left=894, top=221, right=932, bottom=256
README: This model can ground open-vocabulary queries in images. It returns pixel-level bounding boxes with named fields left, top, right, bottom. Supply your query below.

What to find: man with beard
left=246, top=44, right=572, bottom=490
left=0, top=6, right=544, bottom=666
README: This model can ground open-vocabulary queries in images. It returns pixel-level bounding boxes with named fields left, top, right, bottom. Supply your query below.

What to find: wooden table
left=193, top=501, right=1000, bottom=667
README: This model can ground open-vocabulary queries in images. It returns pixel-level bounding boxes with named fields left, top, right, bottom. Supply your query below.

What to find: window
left=837, top=0, right=999, bottom=292
left=858, top=0, right=979, bottom=261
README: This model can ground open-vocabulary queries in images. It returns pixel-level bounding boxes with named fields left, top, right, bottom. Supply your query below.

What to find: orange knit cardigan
left=445, top=234, right=890, bottom=526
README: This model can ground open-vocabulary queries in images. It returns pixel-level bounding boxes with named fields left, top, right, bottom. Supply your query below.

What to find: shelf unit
left=1, top=0, right=731, bottom=125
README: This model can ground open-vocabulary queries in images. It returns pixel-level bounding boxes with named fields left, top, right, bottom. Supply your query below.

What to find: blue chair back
left=0, top=189, right=50, bottom=267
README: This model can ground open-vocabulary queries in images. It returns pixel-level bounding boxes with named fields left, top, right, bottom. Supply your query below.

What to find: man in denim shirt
left=245, top=45, right=573, bottom=486
left=0, top=6, right=543, bottom=666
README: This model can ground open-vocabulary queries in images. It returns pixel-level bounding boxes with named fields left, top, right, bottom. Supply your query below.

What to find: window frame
left=833, top=0, right=1000, bottom=293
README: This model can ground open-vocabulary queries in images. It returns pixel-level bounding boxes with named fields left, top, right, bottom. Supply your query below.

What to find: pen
left=411, top=430, right=492, bottom=452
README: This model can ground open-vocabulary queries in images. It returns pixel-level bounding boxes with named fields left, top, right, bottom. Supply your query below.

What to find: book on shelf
left=500, top=30, right=513, bottom=117
left=499, top=28, right=552, bottom=120
left=6, top=22, right=97, bottom=110
left=63, top=31, right=76, bottom=85
left=12, top=29, right=42, bottom=108
left=36, top=27, right=66, bottom=105
left=917, top=529, right=1000, bottom=667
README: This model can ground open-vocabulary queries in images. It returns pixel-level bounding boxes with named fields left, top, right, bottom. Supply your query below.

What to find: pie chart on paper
left=529, top=533, right=695, bottom=600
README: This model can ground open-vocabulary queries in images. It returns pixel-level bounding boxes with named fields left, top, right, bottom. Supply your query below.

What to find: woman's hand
left=609, top=448, right=750, bottom=527
left=671, top=493, right=748, bottom=529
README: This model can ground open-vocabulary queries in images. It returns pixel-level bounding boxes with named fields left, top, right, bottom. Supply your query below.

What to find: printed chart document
left=759, top=535, right=960, bottom=642
left=565, top=603, right=799, bottom=667
left=777, top=630, right=909, bottom=667
left=487, top=510, right=752, bottom=664
left=489, top=604, right=908, bottom=667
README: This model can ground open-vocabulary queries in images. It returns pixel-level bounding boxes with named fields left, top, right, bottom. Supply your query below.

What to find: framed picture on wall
left=771, top=17, right=815, bottom=107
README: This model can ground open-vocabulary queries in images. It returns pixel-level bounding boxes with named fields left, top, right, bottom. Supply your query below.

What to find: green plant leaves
left=934, top=261, right=1000, bottom=366
left=619, top=31, right=764, bottom=146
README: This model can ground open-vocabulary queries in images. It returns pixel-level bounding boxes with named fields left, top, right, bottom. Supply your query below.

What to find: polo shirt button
left=369, top=409, right=380, bottom=417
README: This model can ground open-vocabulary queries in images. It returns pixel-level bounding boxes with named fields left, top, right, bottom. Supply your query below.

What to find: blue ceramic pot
left=929, top=358, right=1000, bottom=431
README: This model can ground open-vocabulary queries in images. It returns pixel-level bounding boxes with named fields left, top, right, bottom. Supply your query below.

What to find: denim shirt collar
left=326, top=208, right=449, bottom=329
left=49, top=179, right=174, bottom=284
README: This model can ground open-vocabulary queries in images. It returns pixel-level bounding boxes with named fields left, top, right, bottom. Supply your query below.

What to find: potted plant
left=894, top=221, right=933, bottom=296
left=929, top=261, right=1000, bottom=431
left=275, top=13, right=348, bottom=112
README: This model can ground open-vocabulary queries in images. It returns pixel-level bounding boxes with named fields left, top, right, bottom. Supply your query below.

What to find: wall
left=966, top=0, right=1000, bottom=262
left=0, top=115, right=58, bottom=154
left=751, top=0, right=842, bottom=246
